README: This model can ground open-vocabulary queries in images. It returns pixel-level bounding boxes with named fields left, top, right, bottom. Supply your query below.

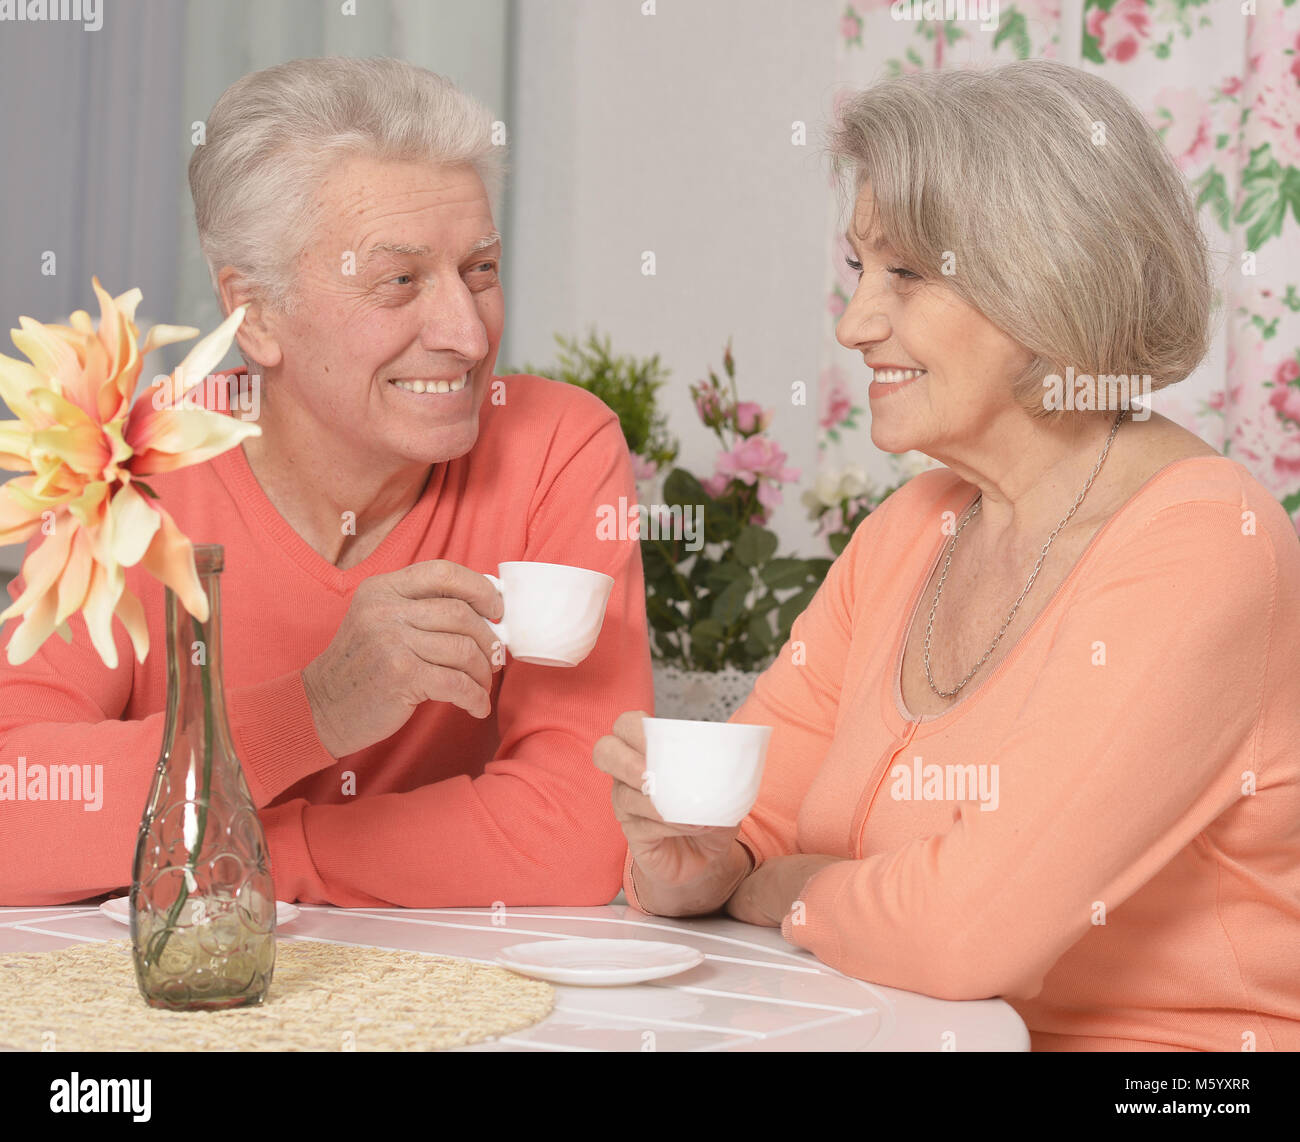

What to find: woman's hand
left=593, top=710, right=748, bottom=907
left=725, top=854, right=846, bottom=927
left=301, top=559, right=505, bottom=758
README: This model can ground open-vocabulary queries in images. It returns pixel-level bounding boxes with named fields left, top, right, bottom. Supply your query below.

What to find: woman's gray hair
left=826, top=59, right=1213, bottom=417
left=188, top=55, right=506, bottom=318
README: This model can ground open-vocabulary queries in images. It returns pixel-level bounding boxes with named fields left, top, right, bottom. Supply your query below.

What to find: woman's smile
left=868, top=366, right=927, bottom=399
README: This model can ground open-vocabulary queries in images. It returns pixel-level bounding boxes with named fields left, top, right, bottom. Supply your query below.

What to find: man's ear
left=216, top=267, right=284, bottom=369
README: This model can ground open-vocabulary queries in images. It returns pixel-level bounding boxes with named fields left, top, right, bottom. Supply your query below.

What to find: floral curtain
left=817, top=0, right=1300, bottom=533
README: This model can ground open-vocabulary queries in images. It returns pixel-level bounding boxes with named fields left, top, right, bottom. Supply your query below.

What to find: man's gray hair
left=188, top=55, right=506, bottom=318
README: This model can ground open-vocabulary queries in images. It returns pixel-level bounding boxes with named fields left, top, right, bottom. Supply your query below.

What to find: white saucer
left=496, top=938, right=704, bottom=986
left=98, top=895, right=300, bottom=926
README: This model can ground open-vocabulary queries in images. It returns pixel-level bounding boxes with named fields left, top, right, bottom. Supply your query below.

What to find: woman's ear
left=216, top=266, right=283, bottom=370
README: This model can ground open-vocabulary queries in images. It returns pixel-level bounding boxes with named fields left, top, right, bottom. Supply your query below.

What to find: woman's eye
left=845, top=256, right=863, bottom=275
left=886, top=266, right=919, bottom=280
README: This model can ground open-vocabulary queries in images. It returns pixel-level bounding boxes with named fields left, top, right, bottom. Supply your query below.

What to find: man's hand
left=301, top=559, right=505, bottom=758
left=724, top=854, right=846, bottom=927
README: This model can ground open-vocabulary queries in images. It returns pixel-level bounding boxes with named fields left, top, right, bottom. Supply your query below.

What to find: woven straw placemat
left=0, top=938, right=554, bottom=1051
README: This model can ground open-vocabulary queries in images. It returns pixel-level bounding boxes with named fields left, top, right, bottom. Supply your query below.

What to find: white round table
left=0, top=899, right=1029, bottom=1051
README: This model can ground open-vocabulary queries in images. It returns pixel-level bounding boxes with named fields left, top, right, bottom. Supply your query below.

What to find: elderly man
left=0, top=56, right=653, bottom=907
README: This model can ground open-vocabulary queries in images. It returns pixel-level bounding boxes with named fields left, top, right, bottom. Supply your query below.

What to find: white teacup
left=484, top=561, right=614, bottom=667
left=642, top=717, right=773, bottom=827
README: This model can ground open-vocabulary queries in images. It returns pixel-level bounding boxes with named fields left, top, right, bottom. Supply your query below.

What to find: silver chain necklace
left=923, top=407, right=1129, bottom=700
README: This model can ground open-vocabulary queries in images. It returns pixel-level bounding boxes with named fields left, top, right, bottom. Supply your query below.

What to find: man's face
left=263, top=155, right=503, bottom=465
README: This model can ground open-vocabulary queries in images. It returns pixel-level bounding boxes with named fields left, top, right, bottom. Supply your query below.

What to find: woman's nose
left=836, top=285, right=890, bottom=353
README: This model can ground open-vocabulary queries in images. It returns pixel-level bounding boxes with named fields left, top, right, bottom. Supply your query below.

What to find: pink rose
left=1150, top=88, right=1213, bottom=172
left=702, top=472, right=729, bottom=499
left=713, top=436, right=800, bottom=488
left=735, top=401, right=771, bottom=434
left=819, top=369, right=854, bottom=431
left=1275, top=358, right=1300, bottom=386
left=631, top=453, right=659, bottom=481
left=1267, top=384, right=1300, bottom=425
left=1087, top=0, right=1150, bottom=63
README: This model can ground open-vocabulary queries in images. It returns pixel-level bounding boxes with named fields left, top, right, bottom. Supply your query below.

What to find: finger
left=611, top=709, right=649, bottom=753
left=405, top=629, right=495, bottom=695
left=405, top=597, right=504, bottom=669
left=412, top=661, right=494, bottom=719
left=593, top=731, right=647, bottom=790
left=394, top=560, right=504, bottom=621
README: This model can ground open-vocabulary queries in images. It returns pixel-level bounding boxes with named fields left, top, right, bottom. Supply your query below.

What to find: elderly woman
left=0, top=57, right=653, bottom=907
left=597, top=60, right=1300, bottom=1051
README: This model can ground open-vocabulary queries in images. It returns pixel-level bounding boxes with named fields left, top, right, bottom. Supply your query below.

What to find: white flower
left=837, top=464, right=869, bottom=499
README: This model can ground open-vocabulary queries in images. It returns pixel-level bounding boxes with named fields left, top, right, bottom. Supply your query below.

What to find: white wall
left=508, top=0, right=842, bottom=556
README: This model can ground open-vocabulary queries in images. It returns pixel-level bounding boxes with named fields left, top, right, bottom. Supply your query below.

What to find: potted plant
left=516, top=329, right=678, bottom=501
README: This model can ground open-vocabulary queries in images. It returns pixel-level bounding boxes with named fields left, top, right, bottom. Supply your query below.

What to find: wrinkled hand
left=301, top=559, right=504, bottom=758
left=725, top=854, right=846, bottom=927
left=593, top=709, right=743, bottom=888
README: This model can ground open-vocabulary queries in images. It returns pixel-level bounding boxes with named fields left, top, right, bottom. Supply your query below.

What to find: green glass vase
left=130, top=543, right=276, bottom=1009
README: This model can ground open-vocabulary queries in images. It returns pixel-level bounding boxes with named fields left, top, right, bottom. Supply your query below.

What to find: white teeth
left=872, top=368, right=926, bottom=385
left=390, top=374, right=468, bottom=394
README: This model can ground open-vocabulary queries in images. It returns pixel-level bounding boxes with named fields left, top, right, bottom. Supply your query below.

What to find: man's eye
left=388, top=274, right=414, bottom=286
left=470, top=261, right=498, bottom=274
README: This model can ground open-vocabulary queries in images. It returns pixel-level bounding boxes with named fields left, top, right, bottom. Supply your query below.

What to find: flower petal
left=81, top=557, right=125, bottom=670
left=0, top=479, right=43, bottom=545
left=108, top=482, right=161, bottom=567
left=3, top=585, right=58, bottom=666
left=139, top=502, right=209, bottom=622
left=115, top=582, right=150, bottom=664
left=0, top=351, right=46, bottom=424
left=0, top=421, right=33, bottom=470
left=127, top=406, right=260, bottom=475
left=54, top=525, right=93, bottom=626
left=171, top=306, right=246, bottom=400
left=0, top=519, right=72, bottom=624
left=140, top=324, right=199, bottom=357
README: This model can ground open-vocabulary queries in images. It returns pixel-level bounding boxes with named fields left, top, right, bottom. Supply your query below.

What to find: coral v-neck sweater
left=0, top=370, right=653, bottom=908
left=624, top=459, right=1300, bottom=1051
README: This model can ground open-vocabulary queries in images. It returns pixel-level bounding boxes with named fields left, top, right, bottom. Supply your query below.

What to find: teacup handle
left=484, top=572, right=509, bottom=652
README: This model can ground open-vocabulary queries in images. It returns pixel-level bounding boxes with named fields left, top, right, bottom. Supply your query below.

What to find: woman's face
left=834, top=185, right=1035, bottom=460
left=258, top=155, right=504, bottom=467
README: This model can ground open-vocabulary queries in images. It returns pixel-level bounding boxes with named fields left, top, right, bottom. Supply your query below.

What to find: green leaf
left=132, top=480, right=160, bottom=500
left=1245, top=195, right=1287, bottom=251
left=828, top=531, right=850, bottom=557
left=776, top=586, right=818, bottom=639
left=746, top=613, right=773, bottom=652
left=688, top=618, right=726, bottom=667
left=1081, top=32, right=1104, bottom=64
left=646, top=594, right=682, bottom=633
left=711, top=578, right=750, bottom=625
left=993, top=8, right=1030, bottom=59
left=734, top=525, right=779, bottom=568
left=1192, top=169, right=1231, bottom=232
left=662, top=467, right=708, bottom=511
left=760, top=558, right=812, bottom=589
left=1282, top=489, right=1300, bottom=516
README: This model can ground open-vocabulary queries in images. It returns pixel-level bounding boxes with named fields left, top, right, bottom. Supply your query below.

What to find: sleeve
left=0, top=556, right=339, bottom=905
left=260, top=409, right=657, bottom=907
left=621, top=479, right=877, bottom=911
left=779, top=499, right=1281, bottom=1001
